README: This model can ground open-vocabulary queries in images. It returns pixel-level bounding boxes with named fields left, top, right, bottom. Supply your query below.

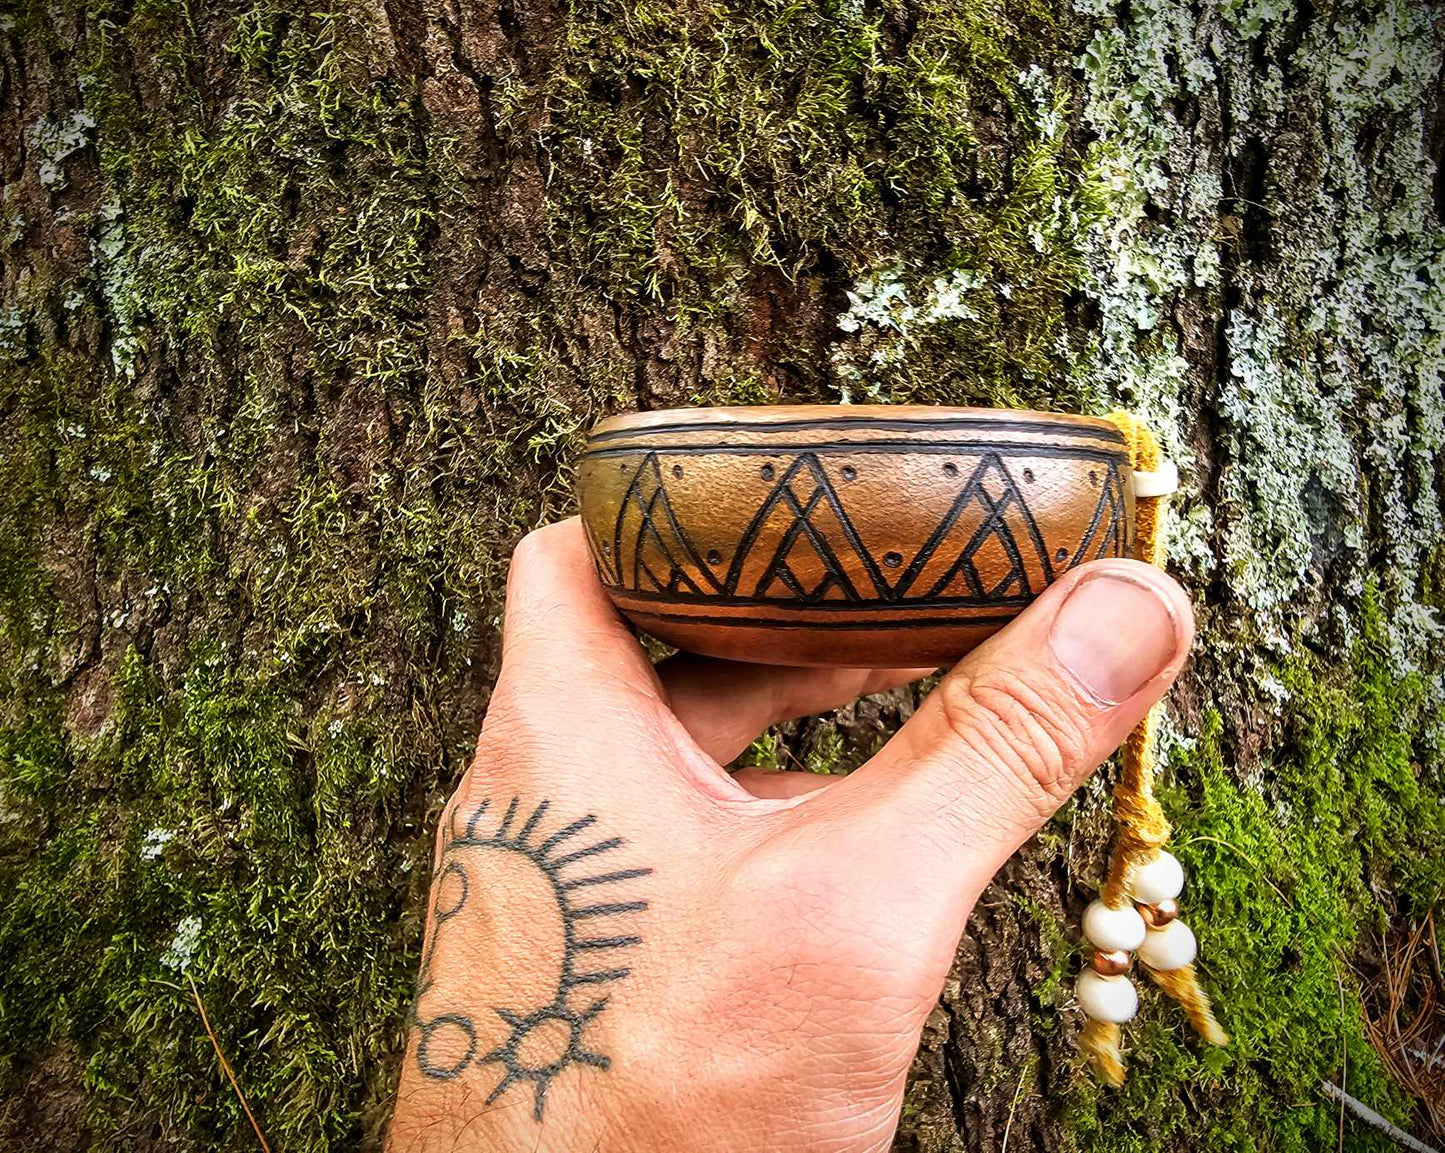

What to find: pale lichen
left=1071, top=0, right=1444, bottom=694
left=159, top=914, right=202, bottom=973
left=833, top=265, right=986, bottom=397
left=26, top=109, right=95, bottom=188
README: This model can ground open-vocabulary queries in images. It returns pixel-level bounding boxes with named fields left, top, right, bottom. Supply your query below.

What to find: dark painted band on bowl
left=581, top=439, right=1129, bottom=462
left=606, top=587, right=1035, bottom=611
left=587, top=414, right=1127, bottom=444
left=622, top=608, right=1023, bottom=631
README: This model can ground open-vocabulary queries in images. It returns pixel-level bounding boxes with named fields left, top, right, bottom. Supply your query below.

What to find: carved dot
left=602, top=542, right=611, bottom=555
left=1089, top=470, right=1099, bottom=486
left=761, top=464, right=775, bottom=481
left=1055, top=547, right=1068, bottom=563
left=842, top=465, right=857, bottom=481
left=672, top=464, right=683, bottom=479
left=1023, top=468, right=1036, bottom=483
left=618, top=462, right=627, bottom=471
left=707, top=549, right=722, bottom=565
left=943, top=463, right=958, bottom=477
left=883, top=551, right=903, bottom=568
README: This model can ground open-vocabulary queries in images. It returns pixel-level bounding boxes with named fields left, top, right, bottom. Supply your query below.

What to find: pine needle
left=188, top=974, right=272, bottom=1152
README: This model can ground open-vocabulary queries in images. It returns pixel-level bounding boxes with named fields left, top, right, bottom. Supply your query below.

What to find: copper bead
left=1091, top=948, right=1133, bottom=977
left=1138, top=898, right=1179, bottom=928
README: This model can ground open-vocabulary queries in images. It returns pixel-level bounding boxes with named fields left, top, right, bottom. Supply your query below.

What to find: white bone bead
left=1128, top=851, right=1185, bottom=905
left=1076, top=970, right=1139, bottom=1023
left=1083, top=899, right=1147, bottom=952
left=1137, top=919, right=1197, bottom=971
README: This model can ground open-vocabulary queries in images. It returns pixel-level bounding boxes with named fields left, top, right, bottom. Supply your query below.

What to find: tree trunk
left=1, top=0, right=1441, bottom=1148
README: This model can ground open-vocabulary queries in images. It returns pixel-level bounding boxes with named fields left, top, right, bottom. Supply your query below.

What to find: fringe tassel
left=1144, top=963, right=1229, bottom=1047
left=1077, top=411, right=1227, bottom=1082
left=1079, top=1018, right=1127, bottom=1088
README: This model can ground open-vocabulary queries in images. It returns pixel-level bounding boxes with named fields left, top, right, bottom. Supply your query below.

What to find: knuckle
left=509, top=523, right=554, bottom=568
left=477, top=686, right=522, bottom=741
left=509, top=520, right=575, bottom=576
left=504, top=525, right=560, bottom=602
left=934, top=665, right=1095, bottom=818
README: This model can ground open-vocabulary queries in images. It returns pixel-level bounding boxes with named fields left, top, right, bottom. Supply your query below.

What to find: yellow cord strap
left=1147, top=963, right=1229, bottom=1047
left=1076, top=411, right=1227, bottom=1085
left=1079, top=1018, right=1127, bottom=1088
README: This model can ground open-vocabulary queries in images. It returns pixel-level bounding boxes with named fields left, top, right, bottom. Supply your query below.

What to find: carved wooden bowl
left=575, top=406, right=1135, bottom=667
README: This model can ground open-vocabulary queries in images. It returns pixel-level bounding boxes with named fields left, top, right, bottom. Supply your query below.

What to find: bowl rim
left=588, top=404, right=1122, bottom=440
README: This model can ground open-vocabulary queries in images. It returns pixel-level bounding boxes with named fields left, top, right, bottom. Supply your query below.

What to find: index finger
left=500, top=517, right=664, bottom=706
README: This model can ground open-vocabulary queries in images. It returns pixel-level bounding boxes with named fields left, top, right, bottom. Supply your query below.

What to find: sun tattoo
left=409, top=797, right=652, bottom=1120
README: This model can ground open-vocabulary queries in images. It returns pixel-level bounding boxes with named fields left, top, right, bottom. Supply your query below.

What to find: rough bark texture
left=1, top=0, right=1442, bottom=1149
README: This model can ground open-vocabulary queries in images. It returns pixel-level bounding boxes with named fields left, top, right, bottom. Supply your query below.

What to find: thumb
left=811, top=559, right=1192, bottom=913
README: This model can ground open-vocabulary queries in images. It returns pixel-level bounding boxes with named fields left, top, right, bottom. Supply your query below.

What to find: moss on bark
left=1, top=0, right=1441, bottom=1147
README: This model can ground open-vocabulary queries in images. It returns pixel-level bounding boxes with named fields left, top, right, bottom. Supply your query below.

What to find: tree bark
left=1, top=0, right=1441, bottom=1149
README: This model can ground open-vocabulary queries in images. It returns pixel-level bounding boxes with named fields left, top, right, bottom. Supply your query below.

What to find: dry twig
left=1320, top=1082, right=1440, bottom=1153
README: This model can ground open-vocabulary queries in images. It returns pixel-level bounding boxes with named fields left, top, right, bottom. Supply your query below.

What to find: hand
left=388, top=517, right=1192, bottom=1152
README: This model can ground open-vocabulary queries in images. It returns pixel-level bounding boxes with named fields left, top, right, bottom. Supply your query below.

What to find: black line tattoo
left=559, top=868, right=652, bottom=891
left=409, top=797, right=653, bottom=1121
left=551, top=838, right=623, bottom=868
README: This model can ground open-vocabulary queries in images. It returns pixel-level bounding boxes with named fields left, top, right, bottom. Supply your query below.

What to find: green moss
left=739, top=730, right=784, bottom=770
left=801, top=724, right=847, bottom=774
left=495, top=0, right=1091, bottom=408
left=0, top=638, right=429, bottom=1146
left=823, top=39, right=1097, bottom=405
left=1063, top=589, right=1444, bottom=1152
left=1017, top=895, right=1073, bottom=1011
left=0, top=3, right=453, bottom=1147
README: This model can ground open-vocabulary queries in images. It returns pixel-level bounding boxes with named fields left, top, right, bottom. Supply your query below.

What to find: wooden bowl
left=575, top=406, right=1135, bottom=667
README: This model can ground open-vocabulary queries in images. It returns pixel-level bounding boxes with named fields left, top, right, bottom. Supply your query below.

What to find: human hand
left=388, top=517, right=1192, bottom=1152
